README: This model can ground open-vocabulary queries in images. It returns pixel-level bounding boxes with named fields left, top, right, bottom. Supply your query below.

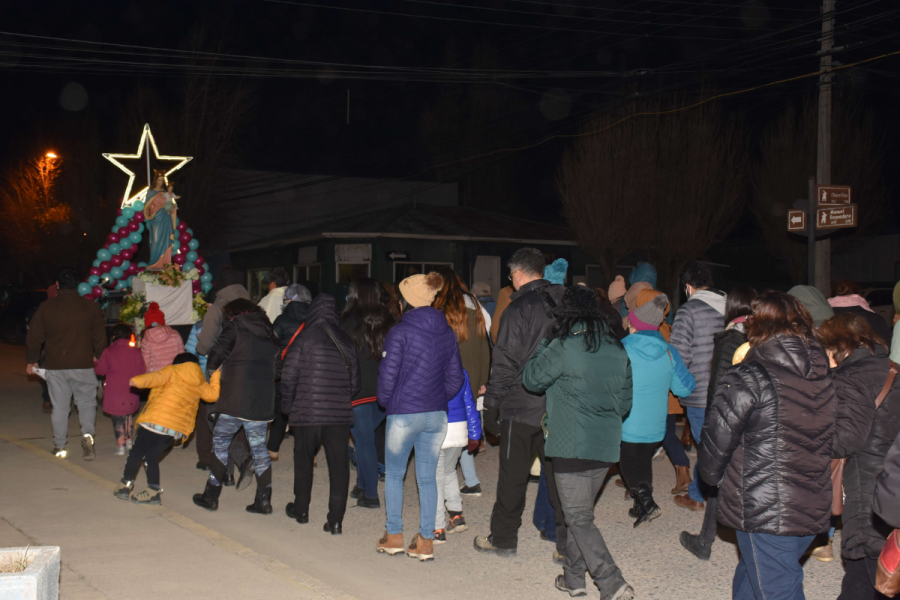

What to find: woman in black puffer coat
left=699, top=292, right=836, bottom=599
left=819, top=313, right=900, bottom=600
left=281, top=293, right=361, bottom=533
left=194, top=299, right=280, bottom=515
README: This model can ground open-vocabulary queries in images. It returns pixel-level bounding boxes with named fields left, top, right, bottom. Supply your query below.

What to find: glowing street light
left=45, top=152, right=57, bottom=159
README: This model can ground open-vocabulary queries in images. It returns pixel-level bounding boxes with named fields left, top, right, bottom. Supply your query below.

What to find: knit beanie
left=144, top=302, right=166, bottom=328
left=399, top=272, right=443, bottom=308
left=543, top=258, right=568, bottom=285
left=787, top=285, right=834, bottom=328
left=628, top=294, right=668, bottom=331
left=608, top=275, right=626, bottom=302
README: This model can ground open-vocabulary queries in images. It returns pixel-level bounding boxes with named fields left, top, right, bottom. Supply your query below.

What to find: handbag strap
left=281, top=322, right=305, bottom=360
left=322, top=327, right=352, bottom=377
left=875, top=361, right=899, bottom=411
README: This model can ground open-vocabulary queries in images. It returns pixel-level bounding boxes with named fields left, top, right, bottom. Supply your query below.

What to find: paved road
left=0, top=343, right=844, bottom=599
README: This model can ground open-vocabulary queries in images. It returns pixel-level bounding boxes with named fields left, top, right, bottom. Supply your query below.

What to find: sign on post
left=817, top=185, right=851, bottom=206
left=787, top=210, right=807, bottom=231
left=816, top=204, right=857, bottom=230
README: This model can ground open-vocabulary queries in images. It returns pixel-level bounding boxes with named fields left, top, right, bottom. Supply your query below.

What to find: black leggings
left=619, top=441, right=657, bottom=489
left=123, top=427, right=174, bottom=489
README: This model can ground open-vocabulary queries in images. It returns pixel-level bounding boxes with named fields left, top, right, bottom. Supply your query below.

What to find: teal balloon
left=121, top=260, right=131, bottom=271
left=87, top=275, right=99, bottom=286
left=132, top=200, right=144, bottom=211
left=182, top=262, right=195, bottom=272
left=137, top=262, right=148, bottom=268
left=129, top=232, right=142, bottom=243
left=115, top=216, right=129, bottom=228
left=100, top=272, right=111, bottom=282
left=201, top=281, right=212, bottom=293
left=112, top=224, right=121, bottom=233
left=188, top=239, right=199, bottom=250
left=119, top=238, right=133, bottom=250
left=92, top=259, right=101, bottom=267
left=77, top=282, right=91, bottom=296
left=108, top=243, right=121, bottom=255
left=122, top=207, right=135, bottom=219
left=97, top=249, right=112, bottom=261
left=137, top=223, right=145, bottom=234
left=186, top=251, right=198, bottom=262
left=115, top=280, right=125, bottom=290
left=125, top=277, right=133, bottom=287
left=173, top=240, right=181, bottom=251
left=175, top=218, right=180, bottom=227
left=110, top=266, right=124, bottom=279
left=200, top=272, right=212, bottom=282
left=187, top=228, right=193, bottom=236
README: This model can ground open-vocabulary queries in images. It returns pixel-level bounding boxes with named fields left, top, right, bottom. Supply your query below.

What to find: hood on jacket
left=169, top=361, right=208, bottom=387
left=689, top=289, right=727, bottom=316
left=143, top=325, right=180, bottom=343
left=749, top=334, right=829, bottom=380
left=233, top=311, right=275, bottom=339
left=281, top=300, right=310, bottom=323
left=629, top=263, right=658, bottom=288
left=788, top=285, right=834, bottom=327
left=623, top=330, right=670, bottom=361
left=215, top=284, right=250, bottom=307
left=401, top=306, right=454, bottom=335
left=305, top=294, right=339, bottom=329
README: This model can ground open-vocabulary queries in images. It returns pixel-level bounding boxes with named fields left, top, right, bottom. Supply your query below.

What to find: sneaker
left=113, top=480, right=134, bottom=500
left=447, top=514, right=468, bottom=534
left=81, top=434, right=95, bottom=461
left=349, top=485, right=365, bottom=500
left=473, top=535, right=516, bottom=557
left=554, top=574, right=587, bottom=597
left=459, top=484, right=482, bottom=497
left=53, top=447, right=68, bottom=459
left=553, top=550, right=566, bottom=565
left=433, top=529, right=447, bottom=544
left=679, top=531, right=712, bottom=561
left=126, top=439, right=134, bottom=451
left=131, top=489, right=162, bottom=505
left=407, top=534, right=434, bottom=561
left=652, top=446, right=666, bottom=460
left=376, top=532, right=405, bottom=556
left=115, top=446, right=126, bottom=456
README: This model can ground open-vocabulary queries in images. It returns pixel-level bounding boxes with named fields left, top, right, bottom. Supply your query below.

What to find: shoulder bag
left=321, top=327, right=352, bottom=382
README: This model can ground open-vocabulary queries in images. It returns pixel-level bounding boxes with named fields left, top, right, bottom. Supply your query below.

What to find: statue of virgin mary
left=143, top=170, right=177, bottom=270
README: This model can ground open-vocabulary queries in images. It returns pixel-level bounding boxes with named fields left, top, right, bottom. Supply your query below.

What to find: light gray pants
left=556, top=468, right=628, bottom=598
left=45, top=369, right=98, bottom=448
left=435, top=446, right=464, bottom=530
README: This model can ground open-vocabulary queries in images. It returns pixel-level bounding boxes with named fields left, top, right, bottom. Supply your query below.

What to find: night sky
left=0, top=0, right=897, bottom=230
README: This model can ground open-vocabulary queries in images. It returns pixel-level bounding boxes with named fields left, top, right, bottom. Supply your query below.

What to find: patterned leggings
left=209, top=415, right=271, bottom=487
left=111, top=414, right=135, bottom=448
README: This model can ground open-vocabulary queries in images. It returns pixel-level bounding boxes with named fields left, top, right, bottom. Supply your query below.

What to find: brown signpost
left=817, top=185, right=851, bottom=206
left=816, top=204, right=857, bottom=229
left=787, top=210, right=807, bottom=231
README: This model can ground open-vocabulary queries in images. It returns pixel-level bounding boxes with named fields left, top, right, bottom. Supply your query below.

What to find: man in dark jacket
left=26, top=268, right=107, bottom=460
left=671, top=262, right=726, bottom=512
left=281, top=294, right=360, bottom=533
left=475, top=248, right=567, bottom=558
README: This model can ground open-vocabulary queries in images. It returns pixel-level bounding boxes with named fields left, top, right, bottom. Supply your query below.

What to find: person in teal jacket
left=620, top=293, right=695, bottom=528
left=523, top=285, right=635, bottom=600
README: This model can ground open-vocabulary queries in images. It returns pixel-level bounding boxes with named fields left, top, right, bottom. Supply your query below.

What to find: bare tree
left=558, top=94, right=749, bottom=297
left=752, top=92, right=888, bottom=283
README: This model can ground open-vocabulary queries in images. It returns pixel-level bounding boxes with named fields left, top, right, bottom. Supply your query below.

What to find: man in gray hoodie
left=670, top=262, right=726, bottom=512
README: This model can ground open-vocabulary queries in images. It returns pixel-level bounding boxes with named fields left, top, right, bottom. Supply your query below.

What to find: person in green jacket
left=523, top=285, right=635, bottom=600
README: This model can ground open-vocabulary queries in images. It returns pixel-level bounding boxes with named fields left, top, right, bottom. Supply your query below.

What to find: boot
left=671, top=465, right=692, bottom=495
left=632, top=482, right=661, bottom=528
left=406, top=534, right=434, bottom=561
left=376, top=532, right=405, bottom=555
left=680, top=531, right=711, bottom=560
left=628, top=495, right=643, bottom=519
left=193, top=481, right=222, bottom=511
left=246, top=487, right=273, bottom=515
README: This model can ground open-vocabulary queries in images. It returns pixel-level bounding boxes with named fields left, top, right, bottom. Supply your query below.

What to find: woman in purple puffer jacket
left=375, top=272, right=464, bottom=562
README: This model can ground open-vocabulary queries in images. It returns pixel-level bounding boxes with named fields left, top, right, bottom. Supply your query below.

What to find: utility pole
left=814, top=0, right=835, bottom=295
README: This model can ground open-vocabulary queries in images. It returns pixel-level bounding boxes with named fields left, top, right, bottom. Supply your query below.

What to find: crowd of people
left=22, top=252, right=900, bottom=599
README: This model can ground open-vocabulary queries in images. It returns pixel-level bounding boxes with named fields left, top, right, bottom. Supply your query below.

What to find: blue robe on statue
left=144, top=189, right=175, bottom=270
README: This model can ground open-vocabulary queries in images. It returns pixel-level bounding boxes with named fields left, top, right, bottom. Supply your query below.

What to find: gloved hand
left=467, top=438, right=480, bottom=455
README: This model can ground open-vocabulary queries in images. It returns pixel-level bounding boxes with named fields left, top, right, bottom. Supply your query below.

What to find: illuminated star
left=103, top=124, right=193, bottom=208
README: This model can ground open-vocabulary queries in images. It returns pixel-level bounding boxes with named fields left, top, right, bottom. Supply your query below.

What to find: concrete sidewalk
left=0, top=343, right=844, bottom=599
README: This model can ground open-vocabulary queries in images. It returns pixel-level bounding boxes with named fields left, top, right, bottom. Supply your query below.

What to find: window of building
left=248, top=268, right=272, bottom=302
left=337, top=262, right=370, bottom=283
left=393, top=262, right=453, bottom=283
left=293, top=264, right=321, bottom=285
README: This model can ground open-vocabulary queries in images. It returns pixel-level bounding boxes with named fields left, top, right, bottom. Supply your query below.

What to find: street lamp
left=45, top=152, right=57, bottom=159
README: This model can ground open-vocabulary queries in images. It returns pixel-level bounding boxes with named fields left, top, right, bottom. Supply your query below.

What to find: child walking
left=141, top=302, right=184, bottom=372
left=114, top=353, right=220, bottom=505
left=94, top=324, right=146, bottom=455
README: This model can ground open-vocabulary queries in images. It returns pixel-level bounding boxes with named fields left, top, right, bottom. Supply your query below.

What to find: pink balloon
left=128, top=221, right=140, bottom=232
left=111, top=255, right=123, bottom=267
left=89, top=267, right=101, bottom=276
left=99, top=261, right=111, bottom=272
left=196, top=265, right=205, bottom=275
left=120, top=248, right=134, bottom=260
left=133, top=212, right=144, bottom=223
left=116, top=209, right=122, bottom=217
left=92, top=286, right=103, bottom=297
left=194, top=256, right=205, bottom=266
left=126, top=264, right=138, bottom=275
left=177, top=221, right=188, bottom=232
left=192, top=280, right=202, bottom=293
left=178, top=232, right=191, bottom=244
left=103, top=242, right=111, bottom=250
left=173, top=253, right=186, bottom=265
left=118, top=227, right=129, bottom=238
left=108, top=233, right=120, bottom=244
left=137, top=267, right=146, bottom=274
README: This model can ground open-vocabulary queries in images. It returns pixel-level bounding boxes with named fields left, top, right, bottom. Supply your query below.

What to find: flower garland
left=137, top=264, right=199, bottom=288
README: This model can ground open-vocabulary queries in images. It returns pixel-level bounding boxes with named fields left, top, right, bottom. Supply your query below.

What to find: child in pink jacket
left=95, top=324, right=146, bottom=454
left=141, top=303, right=184, bottom=373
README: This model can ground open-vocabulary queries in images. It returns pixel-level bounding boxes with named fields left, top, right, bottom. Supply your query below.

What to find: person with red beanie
left=141, top=303, right=184, bottom=372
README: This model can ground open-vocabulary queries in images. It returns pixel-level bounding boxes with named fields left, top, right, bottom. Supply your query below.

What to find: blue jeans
left=385, top=411, right=448, bottom=539
left=209, top=415, right=271, bottom=486
left=350, top=402, right=386, bottom=499
left=533, top=467, right=557, bottom=542
left=458, top=448, right=480, bottom=487
left=734, top=531, right=815, bottom=600
left=686, top=407, right=707, bottom=503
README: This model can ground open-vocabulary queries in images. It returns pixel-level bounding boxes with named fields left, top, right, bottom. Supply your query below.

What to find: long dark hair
left=551, top=285, right=618, bottom=353
left=342, top=278, right=397, bottom=360
left=724, top=285, right=758, bottom=325
left=432, top=266, right=486, bottom=342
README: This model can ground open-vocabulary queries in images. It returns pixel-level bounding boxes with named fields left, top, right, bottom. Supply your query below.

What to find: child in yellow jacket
left=114, top=353, right=220, bottom=505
